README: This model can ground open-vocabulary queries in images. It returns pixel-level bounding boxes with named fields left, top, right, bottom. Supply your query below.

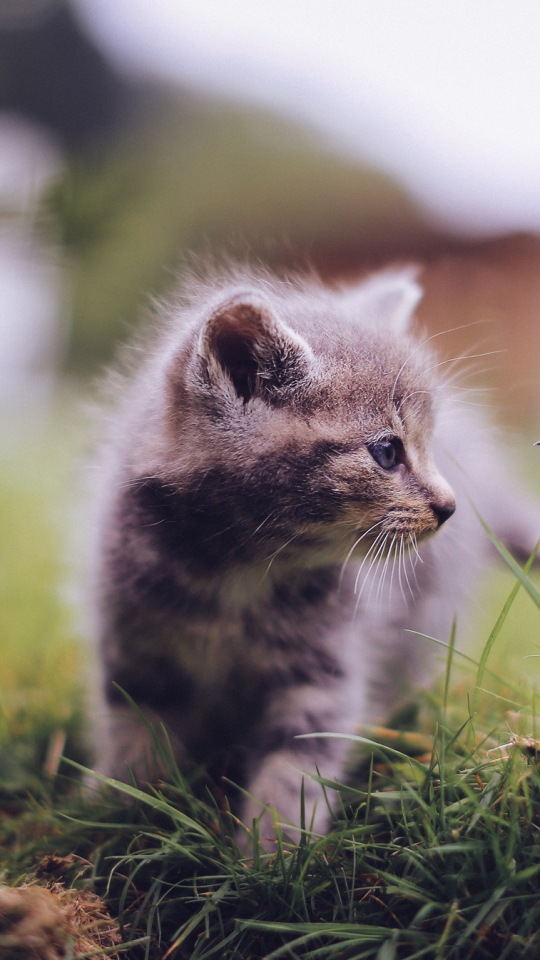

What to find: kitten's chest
left=173, top=567, right=354, bottom=682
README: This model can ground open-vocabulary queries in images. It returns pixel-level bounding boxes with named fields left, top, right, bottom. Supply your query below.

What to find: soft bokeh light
left=74, top=0, right=540, bottom=234
left=0, top=115, right=64, bottom=399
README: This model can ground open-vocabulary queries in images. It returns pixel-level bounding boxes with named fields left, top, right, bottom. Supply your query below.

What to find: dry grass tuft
left=0, top=857, right=120, bottom=960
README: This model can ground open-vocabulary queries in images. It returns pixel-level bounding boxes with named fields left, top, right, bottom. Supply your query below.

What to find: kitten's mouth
left=348, top=513, right=436, bottom=566
left=380, top=509, right=439, bottom=539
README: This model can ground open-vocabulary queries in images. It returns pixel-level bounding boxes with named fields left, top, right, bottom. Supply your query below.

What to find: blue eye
left=367, top=440, right=399, bottom=470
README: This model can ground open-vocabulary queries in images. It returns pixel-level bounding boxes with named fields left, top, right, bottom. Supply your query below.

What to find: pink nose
left=431, top=500, right=456, bottom=527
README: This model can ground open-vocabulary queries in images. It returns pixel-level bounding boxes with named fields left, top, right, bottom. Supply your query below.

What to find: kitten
left=92, top=266, right=539, bottom=844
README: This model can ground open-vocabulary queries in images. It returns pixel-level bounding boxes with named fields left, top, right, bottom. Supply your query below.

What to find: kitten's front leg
left=240, top=682, right=355, bottom=848
left=92, top=702, right=167, bottom=783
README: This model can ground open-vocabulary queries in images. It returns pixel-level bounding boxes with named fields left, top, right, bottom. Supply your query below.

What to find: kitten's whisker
left=372, top=535, right=393, bottom=604
left=444, top=384, right=494, bottom=394
left=396, top=390, right=432, bottom=413
left=221, top=508, right=288, bottom=559
left=360, top=533, right=390, bottom=606
left=384, top=533, right=398, bottom=591
left=389, top=319, right=490, bottom=402
left=409, top=535, right=420, bottom=590
left=377, top=533, right=397, bottom=603
left=353, top=531, right=385, bottom=594
left=202, top=520, right=243, bottom=543
left=252, top=511, right=279, bottom=537
left=388, top=536, right=398, bottom=597
left=339, top=520, right=385, bottom=588
left=368, top=553, right=387, bottom=606
left=433, top=351, right=504, bottom=378
left=410, top=533, right=423, bottom=564
left=119, top=474, right=159, bottom=487
left=406, top=351, right=504, bottom=399
left=401, top=538, right=415, bottom=598
left=397, top=536, right=406, bottom=603
left=440, top=362, right=500, bottom=388
left=354, top=534, right=387, bottom=612
left=376, top=545, right=391, bottom=603
left=262, top=534, right=299, bottom=578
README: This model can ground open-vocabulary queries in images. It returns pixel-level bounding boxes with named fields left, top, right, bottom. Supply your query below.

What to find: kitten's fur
left=93, top=266, right=539, bottom=842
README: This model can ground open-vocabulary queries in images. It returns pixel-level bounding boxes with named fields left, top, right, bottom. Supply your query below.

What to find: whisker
left=119, top=474, right=159, bottom=487
left=339, top=519, right=385, bottom=588
left=410, top=533, right=423, bottom=564
left=202, top=520, right=243, bottom=543
left=397, top=536, right=406, bottom=603
left=352, top=533, right=389, bottom=617
left=408, top=535, right=420, bottom=591
left=252, top=511, right=279, bottom=537
left=401, top=538, right=414, bottom=598
left=388, top=536, right=398, bottom=598
left=420, top=349, right=504, bottom=382
left=390, top=318, right=491, bottom=402
left=377, top=533, right=397, bottom=603
left=439, top=365, right=500, bottom=390
left=360, top=533, right=390, bottom=605
left=366, top=546, right=388, bottom=606
left=262, top=534, right=299, bottom=578
left=396, top=389, right=432, bottom=413
left=353, top=530, right=386, bottom=594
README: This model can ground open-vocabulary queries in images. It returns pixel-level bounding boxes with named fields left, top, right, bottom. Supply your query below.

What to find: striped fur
left=92, top=266, right=540, bottom=844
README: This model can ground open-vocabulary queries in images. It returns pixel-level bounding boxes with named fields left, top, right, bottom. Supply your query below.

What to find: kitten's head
left=159, top=268, right=455, bottom=569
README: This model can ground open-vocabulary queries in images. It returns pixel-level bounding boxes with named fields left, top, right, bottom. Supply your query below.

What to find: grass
left=0, top=395, right=89, bottom=798
left=3, top=394, right=540, bottom=958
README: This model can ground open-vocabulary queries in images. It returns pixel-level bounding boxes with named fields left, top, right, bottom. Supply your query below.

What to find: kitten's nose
left=431, top=500, right=456, bottom=528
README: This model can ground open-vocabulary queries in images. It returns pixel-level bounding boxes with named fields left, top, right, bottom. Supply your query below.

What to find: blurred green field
left=0, top=392, right=92, bottom=793
left=1, top=387, right=540, bottom=791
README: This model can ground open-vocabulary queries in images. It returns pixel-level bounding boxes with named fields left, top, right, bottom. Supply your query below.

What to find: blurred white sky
left=73, top=0, right=540, bottom=236
left=0, top=116, right=64, bottom=400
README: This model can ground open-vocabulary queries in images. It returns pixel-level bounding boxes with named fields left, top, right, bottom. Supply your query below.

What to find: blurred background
left=2, top=0, right=540, bottom=787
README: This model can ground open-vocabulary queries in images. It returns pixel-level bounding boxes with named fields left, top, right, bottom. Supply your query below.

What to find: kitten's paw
left=91, top=705, right=166, bottom=785
left=240, top=750, right=331, bottom=851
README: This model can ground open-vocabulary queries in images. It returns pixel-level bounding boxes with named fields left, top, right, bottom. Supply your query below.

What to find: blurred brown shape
left=310, top=232, right=540, bottom=428
left=418, top=234, right=540, bottom=426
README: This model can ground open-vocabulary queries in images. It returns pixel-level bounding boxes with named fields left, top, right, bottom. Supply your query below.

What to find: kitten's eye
left=367, top=439, right=400, bottom=470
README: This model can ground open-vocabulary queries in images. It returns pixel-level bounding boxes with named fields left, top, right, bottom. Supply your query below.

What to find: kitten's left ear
left=343, top=267, right=423, bottom=335
left=198, top=291, right=313, bottom=402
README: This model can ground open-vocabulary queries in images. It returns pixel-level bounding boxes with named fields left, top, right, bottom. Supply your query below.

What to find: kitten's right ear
left=198, top=292, right=313, bottom=402
left=344, top=268, right=423, bottom=335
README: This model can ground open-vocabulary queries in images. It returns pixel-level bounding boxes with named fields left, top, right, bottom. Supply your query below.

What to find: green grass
left=4, top=684, right=540, bottom=958
left=0, top=395, right=90, bottom=797
left=49, top=98, right=425, bottom=372
left=3, top=394, right=540, bottom=958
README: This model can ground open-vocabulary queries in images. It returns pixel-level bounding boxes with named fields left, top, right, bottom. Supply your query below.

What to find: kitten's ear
left=344, top=268, right=423, bottom=335
left=198, top=292, right=313, bottom=402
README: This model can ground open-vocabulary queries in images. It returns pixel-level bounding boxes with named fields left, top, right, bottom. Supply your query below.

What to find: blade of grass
left=404, top=632, right=520, bottom=694
left=475, top=688, right=525, bottom=708
left=237, top=920, right=394, bottom=939
left=71, top=937, right=150, bottom=959
left=364, top=753, right=374, bottom=827
left=474, top=517, right=540, bottom=608
left=297, top=734, right=428, bottom=774
left=441, top=619, right=457, bottom=827
left=162, top=881, right=231, bottom=959
left=443, top=617, right=457, bottom=718
left=61, top=758, right=212, bottom=840
left=472, top=537, right=539, bottom=717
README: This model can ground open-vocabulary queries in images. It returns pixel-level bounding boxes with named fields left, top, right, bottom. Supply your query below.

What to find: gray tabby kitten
left=93, top=266, right=538, bottom=842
